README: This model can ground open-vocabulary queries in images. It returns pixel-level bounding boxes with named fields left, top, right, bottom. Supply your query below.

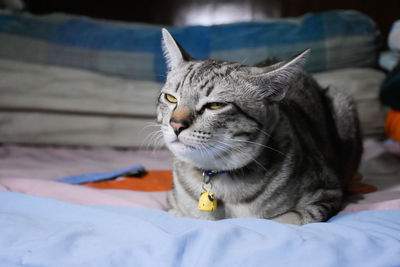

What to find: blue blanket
left=1, top=191, right=399, bottom=267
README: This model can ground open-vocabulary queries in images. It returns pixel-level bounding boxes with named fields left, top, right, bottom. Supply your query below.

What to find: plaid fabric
left=0, top=10, right=380, bottom=82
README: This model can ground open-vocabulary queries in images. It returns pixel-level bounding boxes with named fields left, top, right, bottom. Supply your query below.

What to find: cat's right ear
left=245, top=49, right=310, bottom=102
left=162, top=29, right=193, bottom=70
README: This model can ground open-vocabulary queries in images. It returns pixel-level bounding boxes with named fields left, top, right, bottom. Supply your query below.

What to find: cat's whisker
left=196, top=142, right=205, bottom=160
left=214, top=140, right=247, bottom=169
left=237, top=139, right=284, bottom=155
left=139, top=123, right=161, bottom=133
left=256, top=128, right=271, bottom=137
left=212, top=133, right=284, bottom=156
left=212, top=142, right=234, bottom=169
left=204, top=143, right=215, bottom=162
left=215, top=142, right=250, bottom=171
left=201, top=143, right=214, bottom=163
left=198, top=144, right=206, bottom=161
left=222, top=137, right=284, bottom=156
left=144, top=133, right=165, bottom=154
left=249, top=156, right=268, bottom=173
left=141, top=129, right=164, bottom=150
left=216, top=140, right=268, bottom=173
left=142, top=129, right=162, bottom=144
left=141, top=122, right=161, bottom=130
left=152, top=135, right=166, bottom=153
left=138, top=123, right=161, bottom=142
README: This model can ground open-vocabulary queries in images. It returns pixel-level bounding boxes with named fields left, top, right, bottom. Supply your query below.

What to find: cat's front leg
left=166, top=190, right=188, bottom=218
left=271, top=197, right=341, bottom=225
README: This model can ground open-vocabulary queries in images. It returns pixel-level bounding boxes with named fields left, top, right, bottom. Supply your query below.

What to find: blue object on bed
left=0, top=192, right=399, bottom=266
left=57, top=165, right=145, bottom=184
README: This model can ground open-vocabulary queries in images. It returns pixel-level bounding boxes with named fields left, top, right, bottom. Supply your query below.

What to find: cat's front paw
left=271, top=211, right=303, bottom=225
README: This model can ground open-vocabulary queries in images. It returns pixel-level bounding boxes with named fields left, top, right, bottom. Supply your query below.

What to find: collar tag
left=199, top=189, right=217, bottom=211
left=198, top=169, right=229, bottom=212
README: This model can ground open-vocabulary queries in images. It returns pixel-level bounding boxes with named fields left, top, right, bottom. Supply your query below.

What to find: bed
left=0, top=9, right=400, bottom=266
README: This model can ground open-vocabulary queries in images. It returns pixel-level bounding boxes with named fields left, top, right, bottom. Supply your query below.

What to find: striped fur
left=157, top=29, right=362, bottom=225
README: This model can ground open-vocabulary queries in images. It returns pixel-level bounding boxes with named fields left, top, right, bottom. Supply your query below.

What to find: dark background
left=21, top=0, right=400, bottom=48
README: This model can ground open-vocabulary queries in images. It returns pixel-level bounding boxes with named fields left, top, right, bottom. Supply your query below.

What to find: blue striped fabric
left=0, top=10, right=380, bottom=82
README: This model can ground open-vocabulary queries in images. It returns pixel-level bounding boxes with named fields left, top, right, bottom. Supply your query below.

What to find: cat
left=157, top=29, right=362, bottom=225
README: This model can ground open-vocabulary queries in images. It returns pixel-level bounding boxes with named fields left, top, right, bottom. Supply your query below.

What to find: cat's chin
left=167, top=141, right=197, bottom=154
left=167, top=141, right=221, bottom=169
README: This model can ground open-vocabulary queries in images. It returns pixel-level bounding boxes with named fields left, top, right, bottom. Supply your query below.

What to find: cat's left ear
left=162, top=28, right=193, bottom=71
left=247, top=49, right=310, bottom=102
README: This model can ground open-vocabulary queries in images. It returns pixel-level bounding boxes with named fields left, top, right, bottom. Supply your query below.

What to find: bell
left=198, top=189, right=217, bottom=211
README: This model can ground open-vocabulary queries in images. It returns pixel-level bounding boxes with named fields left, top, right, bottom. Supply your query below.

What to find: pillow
left=0, top=10, right=380, bottom=82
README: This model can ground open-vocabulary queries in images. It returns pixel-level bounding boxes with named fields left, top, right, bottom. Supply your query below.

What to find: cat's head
left=157, top=29, right=309, bottom=170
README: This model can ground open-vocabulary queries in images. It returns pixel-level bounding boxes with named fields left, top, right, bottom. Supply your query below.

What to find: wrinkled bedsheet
left=0, top=191, right=399, bottom=267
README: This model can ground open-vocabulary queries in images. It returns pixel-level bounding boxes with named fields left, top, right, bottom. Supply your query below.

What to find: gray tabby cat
left=157, top=29, right=362, bottom=225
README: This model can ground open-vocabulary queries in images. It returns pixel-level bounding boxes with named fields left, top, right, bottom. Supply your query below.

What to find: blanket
left=0, top=191, right=399, bottom=267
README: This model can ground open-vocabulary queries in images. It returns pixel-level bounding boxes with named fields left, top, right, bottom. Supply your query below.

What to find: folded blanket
left=0, top=10, right=380, bottom=82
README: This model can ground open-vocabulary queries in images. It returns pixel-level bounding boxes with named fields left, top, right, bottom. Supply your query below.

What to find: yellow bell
left=198, top=189, right=217, bottom=211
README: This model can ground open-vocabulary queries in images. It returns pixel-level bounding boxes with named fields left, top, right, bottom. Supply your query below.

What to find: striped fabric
left=0, top=10, right=380, bottom=82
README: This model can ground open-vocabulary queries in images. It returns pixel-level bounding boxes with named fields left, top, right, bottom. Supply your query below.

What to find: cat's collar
left=203, top=169, right=231, bottom=177
left=202, top=169, right=231, bottom=184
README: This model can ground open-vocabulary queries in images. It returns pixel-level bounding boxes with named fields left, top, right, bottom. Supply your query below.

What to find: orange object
left=85, top=170, right=173, bottom=192
left=347, top=183, right=377, bottom=194
left=347, top=172, right=377, bottom=194
left=385, top=110, right=400, bottom=142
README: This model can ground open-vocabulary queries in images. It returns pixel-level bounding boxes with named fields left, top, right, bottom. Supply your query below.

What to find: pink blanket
left=0, top=177, right=168, bottom=210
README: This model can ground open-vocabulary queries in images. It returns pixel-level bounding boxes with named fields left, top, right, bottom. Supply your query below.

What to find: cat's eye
left=165, top=93, right=178, bottom=103
left=206, top=102, right=227, bottom=110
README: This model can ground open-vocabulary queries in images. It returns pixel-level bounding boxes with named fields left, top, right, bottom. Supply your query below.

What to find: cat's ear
left=247, top=49, right=310, bottom=102
left=162, top=28, right=193, bottom=70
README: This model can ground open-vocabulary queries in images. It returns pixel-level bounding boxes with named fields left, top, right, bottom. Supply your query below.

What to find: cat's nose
left=170, top=118, right=189, bottom=136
